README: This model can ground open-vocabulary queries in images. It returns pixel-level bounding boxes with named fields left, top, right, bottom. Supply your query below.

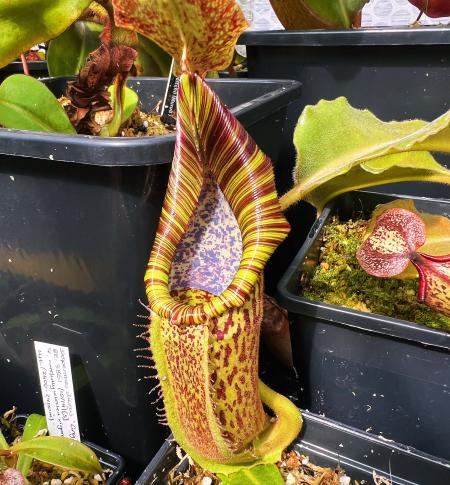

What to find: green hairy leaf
left=218, top=464, right=285, bottom=485
left=270, top=0, right=368, bottom=29
left=280, top=97, right=450, bottom=213
left=16, top=414, right=47, bottom=478
left=0, top=74, right=75, bottom=133
left=47, top=21, right=103, bottom=77
left=0, top=0, right=92, bottom=68
left=10, top=436, right=102, bottom=474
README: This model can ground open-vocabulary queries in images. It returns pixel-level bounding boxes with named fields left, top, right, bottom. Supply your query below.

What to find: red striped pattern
left=145, top=73, right=290, bottom=325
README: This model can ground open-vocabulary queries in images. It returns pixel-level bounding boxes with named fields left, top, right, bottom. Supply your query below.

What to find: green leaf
left=107, top=84, right=138, bottom=125
left=10, top=436, right=102, bottom=474
left=0, top=74, right=75, bottom=133
left=0, top=428, right=8, bottom=468
left=16, top=414, right=47, bottom=478
left=307, top=0, right=368, bottom=27
left=218, top=464, right=284, bottom=485
left=270, top=0, right=368, bottom=29
left=280, top=97, right=450, bottom=213
left=99, top=83, right=138, bottom=137
left=0, top=429, right=9, bottom=468
left=0, top=0, right=92, bottom=68
left=0, top=430, right=8, bottom=450
left=135, top=35, right=171, bottom=77
left=47, top=21, right=103, bottom=77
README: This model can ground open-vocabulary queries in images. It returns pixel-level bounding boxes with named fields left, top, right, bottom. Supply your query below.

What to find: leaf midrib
left=337, top=0, right=350, bottom=27
left=0, top=97, right=58, bottom=132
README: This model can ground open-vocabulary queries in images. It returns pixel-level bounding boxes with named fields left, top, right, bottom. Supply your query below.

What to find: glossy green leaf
left=270, top=0, right=367, bottom=29
left=10, top=436, right=102, bottom=474
left=107, top=84, right=138, bottom=125
left=99, top=83, right=138, bottom=136
left=135, top=35, right=171, bottom=76
left=0, top=74, right=75, bottom=133
left=280, top=97, right=450, bottom=213
left=0, top=0, right=92, bottom=68
left=47, top=21, right=103, bottom=77
left=16, top=414, right=47, bottom=478
left=218, top=464, right=284, bottom=485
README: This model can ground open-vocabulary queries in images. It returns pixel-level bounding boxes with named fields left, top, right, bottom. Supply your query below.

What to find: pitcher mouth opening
left=169, top=171, right=242, bottom=298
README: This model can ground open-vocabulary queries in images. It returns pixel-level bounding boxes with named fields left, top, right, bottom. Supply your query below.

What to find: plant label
left=160, top=59, right=178, bottom=125
left=34, top=341, right=80, bottom=441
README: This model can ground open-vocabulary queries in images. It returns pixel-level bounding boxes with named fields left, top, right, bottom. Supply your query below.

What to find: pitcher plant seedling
left=357, top=208, right=450, bottom=317
left=0, top=411, right=102, bottom=484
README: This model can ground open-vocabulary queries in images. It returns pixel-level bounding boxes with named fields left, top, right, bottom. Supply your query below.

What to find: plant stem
left=20, top=54, right=30, bottom=76
left=279, top=185, right=304, bottom=212
left=415, top=10, right=424, bottom=23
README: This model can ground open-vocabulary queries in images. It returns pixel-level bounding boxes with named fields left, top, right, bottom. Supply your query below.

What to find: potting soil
left=301, top=217, right=450, bottom=332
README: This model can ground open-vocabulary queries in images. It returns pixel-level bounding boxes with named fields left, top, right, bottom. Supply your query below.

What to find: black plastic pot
left=277, top=190, right=450, bottom=461
left=0, top=61, right=48, bottom=81
left=218, top=69, right=248, bottom=78
left=8, top=415, right=125, bottom=484
left=0, top=76, right=301, bottom=479
left=241, top=27, right=450, bottom=199
left=135, top=410, right=450, bottom=485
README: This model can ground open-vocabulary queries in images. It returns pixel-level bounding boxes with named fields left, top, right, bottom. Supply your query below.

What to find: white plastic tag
left=34, top=341, right=80, bottom=441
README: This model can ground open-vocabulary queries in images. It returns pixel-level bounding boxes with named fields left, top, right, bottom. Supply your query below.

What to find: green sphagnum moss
left=302, top=217, right=450, bottom=332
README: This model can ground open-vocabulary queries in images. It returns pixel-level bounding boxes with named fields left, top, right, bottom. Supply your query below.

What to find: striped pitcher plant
left=112, top=0, right=302, bottom=480
left=111, top=0, right=450, bottom=479
left=1, top=2, right=449, bottom=479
